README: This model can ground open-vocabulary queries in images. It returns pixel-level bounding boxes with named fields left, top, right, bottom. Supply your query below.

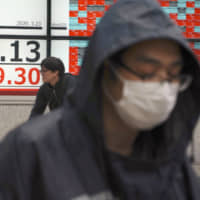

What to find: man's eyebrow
left=135, top=56, right=162, bottom=65
left=170, top=60, right=184, bottom=66
left=135, top=56, right=183, bottom=66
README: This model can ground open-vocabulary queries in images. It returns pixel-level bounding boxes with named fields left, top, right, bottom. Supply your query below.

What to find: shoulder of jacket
left=64, top=73, right=76, bottom=79
left=13, top=109, right=63, bottom=146
left=39, top=83, right=51, bottom=91
left=38, top=83, right=52, bottom=97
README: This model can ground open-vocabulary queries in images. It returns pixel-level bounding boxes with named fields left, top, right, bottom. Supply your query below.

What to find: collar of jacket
left=47, top=75, right=64, bottom=89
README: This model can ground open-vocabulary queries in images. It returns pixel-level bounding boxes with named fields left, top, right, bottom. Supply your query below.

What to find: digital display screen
left=0, top=39, right=46, bottom=94
left=157, top=0, right=200, bottom=39
left=0, top=0, right=199, bottom=95
left=0, top=0, right=47, bottom=35
left=51, top=0, right=69, bottom=36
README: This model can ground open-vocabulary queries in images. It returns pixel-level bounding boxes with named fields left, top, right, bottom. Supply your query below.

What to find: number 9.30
left=0, top=67, right=41, bottom=85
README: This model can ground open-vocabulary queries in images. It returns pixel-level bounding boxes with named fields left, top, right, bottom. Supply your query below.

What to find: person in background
left=29, top=56, right=76, bottom=118
left=1, top=0, right=200, bottom=199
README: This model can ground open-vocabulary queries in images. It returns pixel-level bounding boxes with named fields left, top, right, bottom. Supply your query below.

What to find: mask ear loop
left=103, top=83, right=116, bottom=103
left=103, top=62, right=123, bottom=103
left=103, top=66, right=122, bottom=104
left=106, top=59, right=127, bottom=83
left=178, top=75, right=193, bottom=92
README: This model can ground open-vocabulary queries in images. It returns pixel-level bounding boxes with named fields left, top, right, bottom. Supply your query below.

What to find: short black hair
left=41, top=56, right=65, bottom=77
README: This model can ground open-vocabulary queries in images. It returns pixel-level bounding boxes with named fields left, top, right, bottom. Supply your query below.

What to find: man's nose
left=158, top=69, right=168, bottom=80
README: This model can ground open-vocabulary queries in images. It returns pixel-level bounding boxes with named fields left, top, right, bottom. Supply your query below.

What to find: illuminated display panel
left=51, top=40, right=88, bottom=75
left=69, top=40, right=88, bottom=75
left=0, top=0, right=200, bottom=96
left=51, top=0, right=69, bottom=36
left=0, top=0, right=47, bottom=35
left=157, top=0, right=200, bottom=60
left=51, top=40, right=70, bottom=72
left=69, top=0, right=117, bottom=36
left=0, top=0, right=47, bottom=95
left=0, top=39, right=46, bottom=95
left=67, top=0, right=200, bottom=74
left=158, top=0, right=200, bottom=39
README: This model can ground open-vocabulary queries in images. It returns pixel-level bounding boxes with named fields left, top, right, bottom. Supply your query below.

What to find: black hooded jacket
left=1, top=0, right=200, bottom=199
left=29, top=73, right=76, bottom=118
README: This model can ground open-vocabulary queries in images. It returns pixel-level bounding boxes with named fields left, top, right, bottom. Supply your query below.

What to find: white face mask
left=104, top=75, right=179, bottom=130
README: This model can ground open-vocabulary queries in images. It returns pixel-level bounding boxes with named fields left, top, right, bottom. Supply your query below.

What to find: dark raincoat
left=1, top=0, right=200, bottom=199
left=29, top=73, right=76, bottom=118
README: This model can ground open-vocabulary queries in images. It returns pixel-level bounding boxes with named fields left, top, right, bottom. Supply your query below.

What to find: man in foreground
left=1, top=0, right=200, bottom=199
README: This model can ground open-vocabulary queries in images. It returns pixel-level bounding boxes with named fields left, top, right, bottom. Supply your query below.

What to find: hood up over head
left=64, top=0, right=200, bottom=165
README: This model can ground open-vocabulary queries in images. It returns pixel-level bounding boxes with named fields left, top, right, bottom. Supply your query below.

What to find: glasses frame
left=108, top=58, right=193, bottom=92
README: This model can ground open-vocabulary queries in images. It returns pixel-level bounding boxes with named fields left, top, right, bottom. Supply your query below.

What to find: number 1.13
left=10, top=40, right=40, bottom=63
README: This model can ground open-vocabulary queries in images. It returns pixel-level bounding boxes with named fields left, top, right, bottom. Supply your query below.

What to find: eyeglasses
left=109, top=58, right=192, bottom=92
